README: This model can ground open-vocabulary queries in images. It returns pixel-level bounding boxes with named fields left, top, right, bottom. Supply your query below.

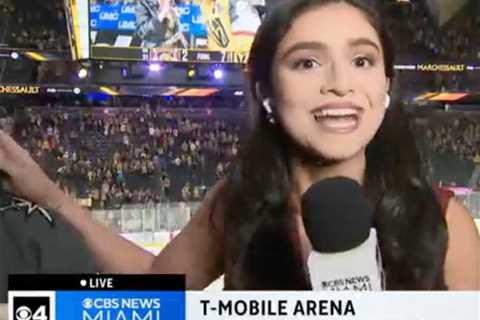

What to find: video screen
left=65, top=0, right=90, bottom=60
left=89, top=0, right=266, bottom=63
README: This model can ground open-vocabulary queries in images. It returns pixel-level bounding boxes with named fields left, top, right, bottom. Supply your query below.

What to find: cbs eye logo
left=15, top=306, right=47, bottom=320
left=13, top=297, right=50, bottom=320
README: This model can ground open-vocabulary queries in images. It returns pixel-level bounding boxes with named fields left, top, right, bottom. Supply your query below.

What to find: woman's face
left=271, top=2, right=389, bottom=162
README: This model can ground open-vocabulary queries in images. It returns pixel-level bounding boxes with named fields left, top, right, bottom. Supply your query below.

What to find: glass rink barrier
left=90, top=195, right=480, bottom=250
left=92, top=202, right=202, bottom=254
left=457, top=191, right=480, bottom=219
left=456, top=191, right=480, bottom=232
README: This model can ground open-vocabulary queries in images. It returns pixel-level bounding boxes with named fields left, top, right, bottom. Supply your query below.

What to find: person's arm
left=54, top=196, right=155, bottom=274
left=444, top=198, right=480, bottom=290
left=150, top=190, right=225, bottom=289
left=0, top=130, right=224, bottom=289
left=55, top=184, right=224, bottom=289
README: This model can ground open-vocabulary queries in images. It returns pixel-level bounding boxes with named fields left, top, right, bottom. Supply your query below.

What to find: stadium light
left=149, top=63, right=162, bottom=72
left=73, top=87, right=81, bottom=95
left=120, top=67, right=127, bottom=78
left=78, top=68, right=88, bottom=79
left=187, top=67, right=197, bottom=79
left=213, top=68, right=224, bottom=80
left=10, top=52, right=19, bottom=60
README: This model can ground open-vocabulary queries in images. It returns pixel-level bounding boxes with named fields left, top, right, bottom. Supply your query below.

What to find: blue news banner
left=8, top=274, right=185, bottom=320
left=8, top=275, right=480, bottom=320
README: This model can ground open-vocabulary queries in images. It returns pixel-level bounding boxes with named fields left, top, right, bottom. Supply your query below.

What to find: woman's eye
left=293, top=58, right=321, bottom=70
left=353, top=56, right=373, bottom=68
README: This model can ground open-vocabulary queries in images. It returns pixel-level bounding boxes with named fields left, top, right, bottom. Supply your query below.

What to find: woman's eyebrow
left=348, top=37, right=381, bottom=53
left=280, top=37, right=381, bottom=60
left=281, top=41, right=328, bottom=59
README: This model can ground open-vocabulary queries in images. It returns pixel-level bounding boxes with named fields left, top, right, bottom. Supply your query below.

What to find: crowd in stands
left=13, top=104, right=243, bottom=209
left=0, top=0, right=69, bottom=50
left=384, top=1, right=480, bottom=61
left=424, top=115, right=480, bottom=162
left=380, top=1, right=479, bottom=93
left=413, top=111, right=480, bottom=188
left=2, top=100, right=476, bottom=210
left=409, top=4, right=477, bottom=60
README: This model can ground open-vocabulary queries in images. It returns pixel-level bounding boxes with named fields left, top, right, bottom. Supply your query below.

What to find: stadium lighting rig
left=77, top=68, right=89, bottom=79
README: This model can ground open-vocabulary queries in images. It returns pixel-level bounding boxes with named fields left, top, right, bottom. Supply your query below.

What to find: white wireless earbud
left=385, top=94, right=390, bottom=109
left=262, top=98, right=273, bottom=114
left=262, top=98, right=275, bottom=124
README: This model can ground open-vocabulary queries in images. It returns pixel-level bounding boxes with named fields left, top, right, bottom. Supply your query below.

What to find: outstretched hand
left=0, top=130, right=68, bottom=211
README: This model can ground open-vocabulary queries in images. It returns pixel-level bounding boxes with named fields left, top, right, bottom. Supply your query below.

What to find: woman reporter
left=0, top=0, right=477, bottom=290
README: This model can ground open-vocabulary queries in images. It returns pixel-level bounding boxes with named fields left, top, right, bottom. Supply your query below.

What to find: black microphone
left=301, top=177, right=384, bottom=291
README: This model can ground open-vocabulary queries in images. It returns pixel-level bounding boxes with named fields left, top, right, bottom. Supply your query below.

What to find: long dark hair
left=221, top=0, right=448, bottom=290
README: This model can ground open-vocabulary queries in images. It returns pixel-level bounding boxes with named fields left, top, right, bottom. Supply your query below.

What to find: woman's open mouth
left=312, top=107, right=361, bottom=133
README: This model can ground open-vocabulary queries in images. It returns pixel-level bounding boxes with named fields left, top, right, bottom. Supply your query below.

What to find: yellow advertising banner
left=0, top=86, right=40, bottom=95
left=416, top=64, right=466, bottom=72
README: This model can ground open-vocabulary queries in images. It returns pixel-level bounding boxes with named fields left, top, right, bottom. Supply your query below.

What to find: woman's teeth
left=313, top=108, right=359, bottom=120
left=312, top=108, right=360, bottom=132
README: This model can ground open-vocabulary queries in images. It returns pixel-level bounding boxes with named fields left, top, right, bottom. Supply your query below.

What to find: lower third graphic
left=9, top=292, right=55, bottom=320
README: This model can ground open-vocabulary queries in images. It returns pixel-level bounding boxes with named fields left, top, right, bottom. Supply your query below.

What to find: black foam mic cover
left=301, top=177, right=373, bottom=253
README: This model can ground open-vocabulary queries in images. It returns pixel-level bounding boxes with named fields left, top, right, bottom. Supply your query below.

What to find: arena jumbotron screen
left=84, top=0, right=265, bottom=63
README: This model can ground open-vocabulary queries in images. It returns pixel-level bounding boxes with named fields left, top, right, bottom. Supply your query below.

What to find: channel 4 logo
left=9, top=292, right=55, bottom=320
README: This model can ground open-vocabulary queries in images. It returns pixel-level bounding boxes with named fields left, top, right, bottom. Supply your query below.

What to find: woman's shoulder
left=439, top=189, right=480, bottom=290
